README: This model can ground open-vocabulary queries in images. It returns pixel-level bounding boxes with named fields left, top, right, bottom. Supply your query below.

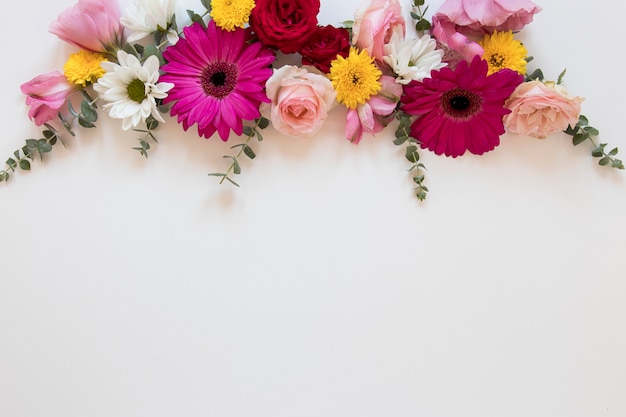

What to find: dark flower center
left=201, top=62, right=238, bottom=99
left=489, top=53, right=505, bottom=68
left=441, top=88, right=482, bottom=120
left=127, top=78, right=147, bottom=103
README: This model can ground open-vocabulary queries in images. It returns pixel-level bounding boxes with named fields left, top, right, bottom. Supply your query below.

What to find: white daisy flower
left=383, top=26, right=447, bottom=85
left=120, top=0, right=179, bottom=45
left=93, top=50, right=174, bottom=130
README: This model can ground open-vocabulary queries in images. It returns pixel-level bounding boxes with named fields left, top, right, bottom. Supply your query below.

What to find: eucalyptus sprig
left=565, top=115, right=624, bottom=169
left=394, top=110, right=429, bottom=201
left=411, top=0, right=431, bottom=33
left=208, top=116, right=270, bottom=187
left=527, top=67, right=623, bottom=170
left=0, top=91, right=98, bottom=183
left=131, top=113, right=166, bottom=158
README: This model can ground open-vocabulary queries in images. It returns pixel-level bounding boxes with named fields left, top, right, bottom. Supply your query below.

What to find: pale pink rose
left=352, top=0, right=406, bottom=62
left=346, top=75, right=403, bottom=143
left=20, top=71, right=77, bottom=126
left=503, top=80, right=584, bottom=139
left=49, top=0, right=124, bottom=53
left=432, top=0, right=541, bottom=62
left=261, top=65, right=337, bottom=139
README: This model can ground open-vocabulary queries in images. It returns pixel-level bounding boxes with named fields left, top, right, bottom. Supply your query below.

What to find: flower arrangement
left=1, top=0, right=623, bottom=201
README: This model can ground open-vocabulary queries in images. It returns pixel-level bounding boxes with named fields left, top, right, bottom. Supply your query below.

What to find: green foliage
left=411, top=0, right=431, bottom=33
left=131, top=115, right=161, bottom=158
left=565, top=115, right=624, bottom=169
left=0, top=97, right=99, bottom=183
left=394, top=111, right=429, bottom=201
left=208, top=117, right=270, bottom=187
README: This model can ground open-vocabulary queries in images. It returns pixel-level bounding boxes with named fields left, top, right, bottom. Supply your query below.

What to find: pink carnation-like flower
left=20, top=71, right=77, bottom=126
left=400, top=56, right=523, bottom=157
left=432, top=0, right=541, bottom=62
left=160, top=21, right=275, bottom=141
left=503, top=80, right=584, bottom=139
left=346, top=75, right=403, bottom=143
left=49, top=0, right=124, bottom=53
left=352, top=0, right=406, bottom=62
left=261, top=65, right=336, bottom=139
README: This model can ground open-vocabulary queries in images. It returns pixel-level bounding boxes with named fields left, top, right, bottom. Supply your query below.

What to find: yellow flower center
left=210, top=0, right=256, bottom=31
left=329, top=47, right=382, bottom=109
left=479, top=31, right=528, bottom=76
left=63, top=50, right=108, bottom=87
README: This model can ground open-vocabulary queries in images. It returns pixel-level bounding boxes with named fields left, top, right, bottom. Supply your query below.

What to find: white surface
left=1, top=0, right=625, bottom=416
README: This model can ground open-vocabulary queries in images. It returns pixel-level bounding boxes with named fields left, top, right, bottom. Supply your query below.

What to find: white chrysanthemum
left=383, top=26, right=447, bottom=85
left=93, top=50, right=174, bottom=130
left=120, top=0, right=178, bottom=44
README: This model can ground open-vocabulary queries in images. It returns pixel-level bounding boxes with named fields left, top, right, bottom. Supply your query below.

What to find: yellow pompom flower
left=63, top=50, right=108, bottom=87
left=210, top=0, right=255, bottom=31
left=329, top=47, right=382, bottom=109
left=479, top=31, right=528, bottom=76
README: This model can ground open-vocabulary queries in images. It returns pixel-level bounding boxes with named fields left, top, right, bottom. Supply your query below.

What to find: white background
left=1, top=0, right=625, bottom=416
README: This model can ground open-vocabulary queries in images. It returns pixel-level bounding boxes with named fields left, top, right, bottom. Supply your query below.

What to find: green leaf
left=187, top=10, right=206, bottom=28
left=611, top=159, right=624, bottom=169
left=599, top=156, right=610, bottom=166
left=591, top=148, right=604, bottom=158
left=25, top=139, right=38, bottom=149
left=78, top=118, right=96, bottom=128
left=255, top=130, right=264, bottom=141
left=80, top=100, right=98, bottom=123
left=243, top=144, right=256, bottom=159
left=242, top=126, right=255, bottom=137
left=583, top=126, right=599, bottom=136
left=223, top=176, right=240, bottom=187
left=19, top=159, right=31, bottom=170
left=6, top=158, right=17, bottom=170
left=0, top=171, right=8, bottom=182
left=608, top=147, right=619, bottom=156
left=37, top=139, right=52, bottom=154
left=405, top=145, right=419, bottom=163
left=257, top=117, right=270, bottom=129
left=415, top=19, right=431, bottom=32
left=578, top=115, right=589, bottom=126
left=572, top=133, right=587, bottom=146
left=393, top=136, right=408, bottom=146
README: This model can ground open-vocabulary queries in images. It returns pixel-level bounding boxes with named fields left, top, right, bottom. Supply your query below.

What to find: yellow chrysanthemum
left=63, top=50, right=108, bottom=87
left=329, top=47, right=382, bottom=109
left=210, top=0, right=255, bottom=31
left=479, top=31, right=528, bottom=76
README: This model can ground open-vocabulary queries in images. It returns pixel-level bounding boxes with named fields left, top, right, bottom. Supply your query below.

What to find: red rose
left=249, top=0, right=320, bottom=54
left=299, top=25, right=351, bottom=74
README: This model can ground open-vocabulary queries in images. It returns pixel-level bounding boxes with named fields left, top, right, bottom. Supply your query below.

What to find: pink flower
left=20, top=71, right=77, bottom=126
left=503, top=80, right=584, bottom=139
left=49, top=0, right=124, bottom=53
left=346, top=75, right=402, bottom=143
left=261, top=65, right=336, bottom=139
left=400, top=56, right=523, bottom=157
left=432, top=0, right=541, bottom=62
left=352, top=0, right=406, bottom=62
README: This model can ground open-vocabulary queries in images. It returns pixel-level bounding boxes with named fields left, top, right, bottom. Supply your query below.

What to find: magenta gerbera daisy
left=160, top=20, right=275, bottom=141
left=400, top=55, right=524, bottom=157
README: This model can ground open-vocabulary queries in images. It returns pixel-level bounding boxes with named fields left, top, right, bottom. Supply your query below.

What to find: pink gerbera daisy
left=160, top=21, right=275, bottom=141
left=400, top=55, right=523, bottom=157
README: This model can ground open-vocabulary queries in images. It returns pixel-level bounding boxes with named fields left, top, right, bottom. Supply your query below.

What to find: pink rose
left=261, top=65, right=336, bottom=139
left=20, top=71, right=77, bottom=126
left=49, top=0, right=124, bottom=53
left=432, top=0, right=541, bottom=62
left=503, top=80, right=584, bottom=139
left=352, top=0, right=406, bottom=62
left=346, top=75, right=402, bottom=143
